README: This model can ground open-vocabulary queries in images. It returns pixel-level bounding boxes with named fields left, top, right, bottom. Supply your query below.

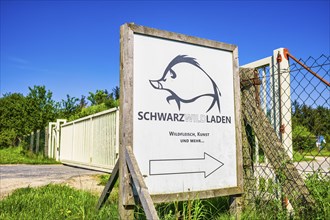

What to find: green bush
left=68, top=103, right=110, bottom=121
left=0, top=129, right=17, bottom=149
left=292, top=125, right=315, bottom=151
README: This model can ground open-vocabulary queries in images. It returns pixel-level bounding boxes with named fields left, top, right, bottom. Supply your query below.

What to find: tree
left=88, top=90, right=107, bottom=105
left=79, top=95, right=88, bottom=109
left=292, top=125, right=315, bottom=152
left=59, top=95, right=80, bottom=119
left=292, top=100, right=330, bottom=151
left=0, top=84, right=121, bottom=148
left=0, top=93, right=28, bottom=148
left=87, top=89, right=118, bottom=108
left=313, top=106, right=330, bottom=136
left=25, top=85, right=56, bottom=132
left=112, top=86, right=120, bottom=100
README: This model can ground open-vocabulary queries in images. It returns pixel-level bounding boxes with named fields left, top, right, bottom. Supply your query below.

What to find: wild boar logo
left=149, top=55, right=221, bottom=113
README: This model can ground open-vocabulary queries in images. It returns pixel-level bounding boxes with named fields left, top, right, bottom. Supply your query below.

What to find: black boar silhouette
left=149, top=55, right=221, bottom=113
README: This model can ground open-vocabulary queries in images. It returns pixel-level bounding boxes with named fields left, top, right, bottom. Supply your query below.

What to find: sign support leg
left=125, top=145, right=159, bottom=220
left=230, top=194, right=243, bottom=219
left=119, top=152, right=135, bottom=219
left=96, top=161, right=119, bottom=210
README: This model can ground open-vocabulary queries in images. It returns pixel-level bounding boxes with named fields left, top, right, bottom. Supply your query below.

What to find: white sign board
left=120, top=24, right=242, bottom=201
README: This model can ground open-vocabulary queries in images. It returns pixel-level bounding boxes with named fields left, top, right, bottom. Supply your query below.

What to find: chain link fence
left=22, top=128, right=48, bottom=155
left=241, top=53, right=329, bottom=219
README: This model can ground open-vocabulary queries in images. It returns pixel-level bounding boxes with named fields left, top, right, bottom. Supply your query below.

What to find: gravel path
left=0, top=164, right=108, bottom=199
left=2, top=158, right=328, bottom=199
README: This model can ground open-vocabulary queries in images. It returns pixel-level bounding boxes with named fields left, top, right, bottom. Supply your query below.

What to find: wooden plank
left=119, top=23, right=134, bottom=219
left=151, top=186, right=243, bottom=204
left=127, top=23, right=236, bottom=52
left=125, top=145, right=159, bottom=220
left=96, top=161, right=119, bottom=210
left=229, top=47, right=244, bottom=219
left=240, top=68, right=315, bottom=207
left=232, top=47, right=244, bottom=195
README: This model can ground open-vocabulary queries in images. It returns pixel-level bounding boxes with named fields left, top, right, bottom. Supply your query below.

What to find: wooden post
left=230, top=46, right=244, bottom=219
left=230, top=195, right=243, bottom=219
left=35, top=129, right=40, bottom=154
left=119, top=23, right=135, bottom=219
left=240, top=68, right=315, bottom=208
left=98, top=148, right=159, bottom=219
left=30, top=131, right=34, bottom=152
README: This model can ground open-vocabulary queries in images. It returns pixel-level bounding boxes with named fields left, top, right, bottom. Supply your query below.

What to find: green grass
left=1, top=173, right=329, bottom=219
left=257, top=151, right=321, bottom=163
left=293, top=151, right=314, bottom=162
left=162, top=197, right=231, bottom=220
left=98, top=174, right=111, bottom=186
left=305, top=172, right=330, bottom=219
left=97, top=175, right=232, bottom=219
left=97, top=174, right=119, bottom=203
left=292, top=148, right=330, bottom=162
left=0, top=184, right=118, bottom=220
left=0, top=146, right=59, bottom=164
left=244, top=172, right=330, bottom=220
left=305, top=148, right=330, bottom=157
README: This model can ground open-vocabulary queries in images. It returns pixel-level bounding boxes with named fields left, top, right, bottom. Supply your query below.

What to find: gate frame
left=242, top=48, right=293, bottom=159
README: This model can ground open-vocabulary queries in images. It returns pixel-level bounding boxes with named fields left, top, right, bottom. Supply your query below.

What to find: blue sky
left=1, top=0, right=329, bottom=102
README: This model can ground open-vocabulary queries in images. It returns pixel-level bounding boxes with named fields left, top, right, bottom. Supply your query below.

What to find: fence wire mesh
left=23, top=128, right=47, bottom=155
left=240, top=54, right=329, bottom=219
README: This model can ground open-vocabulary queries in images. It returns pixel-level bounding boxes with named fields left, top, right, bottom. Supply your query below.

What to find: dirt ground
left=64, top=174, right=106, bottom=195
left=0, top=164, right=108, bottom=199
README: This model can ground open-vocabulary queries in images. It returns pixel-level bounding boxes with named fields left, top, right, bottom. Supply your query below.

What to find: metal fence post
left=273, top=48, right=292, bottom=159
left=35, top=129, right=40, bottom=154
left=30, top=131, right=34, bottom=152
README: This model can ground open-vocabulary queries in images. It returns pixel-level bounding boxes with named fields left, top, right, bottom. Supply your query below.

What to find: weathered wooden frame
left=119, top=23, right=243, bottom=210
